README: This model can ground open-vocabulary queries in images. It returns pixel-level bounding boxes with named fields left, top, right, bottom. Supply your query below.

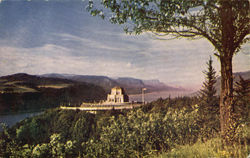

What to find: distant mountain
left=42, top=73, right=182, bottom=94
left=41, top=73, right=73, bottom=79
left=70, top=75, right=119, bottom=91
left=115, top=77, right=145, bottom=94
left=235, top=70, right=250, bottom=79
left=143, top=79, right=183, bottom=91
left=143, top=79, right=166, bottom=87
left=115, top=77, right=182, bottom=94
left=0, top=73, right=106, bottom=113
left=1, top=73, right=74, bottom=86
left=42, top=74, right=119, bottom=92
left=116, top=77, right=144, bottom=88
left=215, top=70, right=250, bottom=94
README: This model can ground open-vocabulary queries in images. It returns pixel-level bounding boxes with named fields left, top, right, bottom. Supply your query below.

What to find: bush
left=160, top=136, right=249, bottom=158
left=81, top=106, right=201, bottom=157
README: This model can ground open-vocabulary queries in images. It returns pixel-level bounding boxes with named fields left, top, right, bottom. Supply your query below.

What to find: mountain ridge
left=41, top=73, right=183, bottom=94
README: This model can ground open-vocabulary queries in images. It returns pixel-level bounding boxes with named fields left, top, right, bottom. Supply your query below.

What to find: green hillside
left=0, top=73, right=106, bottom=114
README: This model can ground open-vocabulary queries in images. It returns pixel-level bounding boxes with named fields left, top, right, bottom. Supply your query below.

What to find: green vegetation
left=37, top=84, right=72, bottom=89
left=198, top=57, right=219, bottom=139
left=160, top=137, right=249, bottom=158
left=200, top=56, right=217, bottom=107
left=0, top=97, right=250, bottom=157
left=234, top=76, right=250, bottom=124
left=0, top=93, right=249, bottom=157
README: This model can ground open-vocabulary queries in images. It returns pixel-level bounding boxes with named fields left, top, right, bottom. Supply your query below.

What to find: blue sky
left=0, top=0, right=249, bottom=89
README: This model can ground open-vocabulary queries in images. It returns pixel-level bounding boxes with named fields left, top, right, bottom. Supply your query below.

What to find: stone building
left=107, top=86, right=129, bottom=103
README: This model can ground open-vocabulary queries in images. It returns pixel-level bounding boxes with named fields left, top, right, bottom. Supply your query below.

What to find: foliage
left=81, top=106, right=201, bottom=157
left=234, top=76, right=250, bottom=123
left=160, top=136, right=249, bottom=158
left=16, top=133, right=76, bottom=158
left=200, top=56, right=217, bottom=105
left=31, top=133, right=77, bottom=158
left=198, top=56, right=219, bottom=140
left=16, top=118, right=47, bottom=145
left=87, top=0, right=249, bottom=52
left=1, top=93, right=249, bottom=157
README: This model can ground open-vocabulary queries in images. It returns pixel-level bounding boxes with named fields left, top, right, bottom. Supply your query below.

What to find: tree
left=71, top=116, right=92, bottom=144
left=199, top=56, right=219, bottom=139
left=32, top=133, right=76, bottom=157
left=87, top=0, right=249, bottom=143
left=234, top=76, right=250, bottom=123
left=200, top=56, right=217, bottom=108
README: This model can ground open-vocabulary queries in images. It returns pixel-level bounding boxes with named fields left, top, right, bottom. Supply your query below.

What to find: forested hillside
left=0, top=73, right=106, bottom=113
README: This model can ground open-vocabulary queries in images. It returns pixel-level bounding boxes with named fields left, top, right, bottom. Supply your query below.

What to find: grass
left=0, top=83, right=71, bottom=93
left=0, top=81, right=37, bottom=93
left=37, top=84, right=72, bottom=89
left=15, top=86, right=37, bottom=92
left=158, top=138, right=249, bottom=158
left=0, top=79, right=7, bottom=83
left=3, top=81, right=23, bottom=85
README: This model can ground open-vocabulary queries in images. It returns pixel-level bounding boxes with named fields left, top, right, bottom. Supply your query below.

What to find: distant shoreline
left=129, top=90, right=195, bottom=102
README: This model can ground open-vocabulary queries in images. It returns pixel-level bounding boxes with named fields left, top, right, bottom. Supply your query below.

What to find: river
left=0, top=111, right=42, bottom=131
left=129, top=90, right=194, bottom=103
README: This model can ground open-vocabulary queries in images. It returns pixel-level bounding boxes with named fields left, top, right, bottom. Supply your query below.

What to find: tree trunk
left=219, top=55, right=236, bottom=144
left=218, top=0, right=238, bottom=144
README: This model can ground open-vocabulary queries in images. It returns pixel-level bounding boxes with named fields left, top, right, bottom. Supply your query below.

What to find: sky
left=0, top=0, right=249, bottom=89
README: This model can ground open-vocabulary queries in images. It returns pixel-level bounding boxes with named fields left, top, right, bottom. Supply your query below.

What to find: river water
left=129, top=90, right=194, bottom=103
left=0, top=111, right=42, bottom=131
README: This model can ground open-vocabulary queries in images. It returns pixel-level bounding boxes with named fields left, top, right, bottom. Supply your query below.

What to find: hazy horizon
left=0, top=0, right=249, bottom=90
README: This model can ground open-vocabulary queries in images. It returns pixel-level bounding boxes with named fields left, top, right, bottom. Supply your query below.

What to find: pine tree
left=199, top=56, right=219, bottom=139
left=200, top=56, right=218, bottom=108
left=234, top=76, right=250, bottom=122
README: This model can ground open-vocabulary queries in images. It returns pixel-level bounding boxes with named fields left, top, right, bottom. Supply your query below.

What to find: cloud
left=55, top=33, right=132, bottom=52
left=0, top=44, right=143, bottom=78
left=0, top=45, right=81, bottom=75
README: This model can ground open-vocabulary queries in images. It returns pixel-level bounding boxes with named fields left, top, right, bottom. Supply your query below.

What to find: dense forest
left=0, top=84, right=106, bottom=113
